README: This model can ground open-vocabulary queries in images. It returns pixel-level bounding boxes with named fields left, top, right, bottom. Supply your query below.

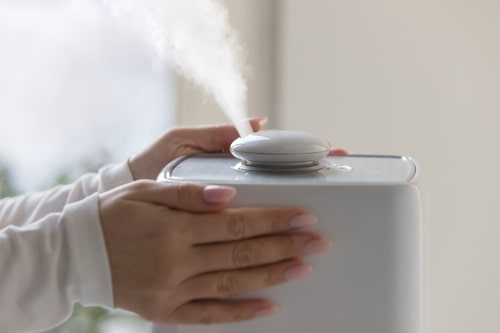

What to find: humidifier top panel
left=160, top=154, right=418, bottom=186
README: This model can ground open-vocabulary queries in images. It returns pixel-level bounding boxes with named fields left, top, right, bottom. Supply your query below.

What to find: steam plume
left=103, top=0, right=253, bottom=137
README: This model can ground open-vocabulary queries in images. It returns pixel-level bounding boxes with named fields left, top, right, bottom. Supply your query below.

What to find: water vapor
left=0, top=2, right=174, bottom=191
left=104, top=0, right=253, bottom=137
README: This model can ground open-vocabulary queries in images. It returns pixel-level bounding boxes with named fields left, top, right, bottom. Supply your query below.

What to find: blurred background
left=0, top=0, right=175, bottom=192
left=1, top=0, right=499, bottom=332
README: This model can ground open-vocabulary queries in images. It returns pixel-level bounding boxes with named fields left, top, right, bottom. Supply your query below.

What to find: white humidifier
left=154, top=130, right=423, bottom=333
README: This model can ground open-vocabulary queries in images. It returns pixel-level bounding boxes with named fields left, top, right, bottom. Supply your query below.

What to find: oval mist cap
left=230, top=130, right=330, bottom=164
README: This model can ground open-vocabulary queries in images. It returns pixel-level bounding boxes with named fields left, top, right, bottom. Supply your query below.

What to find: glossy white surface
left=163, top=154, right=417, bottom=185
left=230, top=130, right=330, bottom=163
left=155, top=155, right=423, bottom=333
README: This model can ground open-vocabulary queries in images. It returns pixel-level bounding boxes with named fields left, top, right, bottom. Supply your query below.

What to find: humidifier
left=153, top=130, right=423, bottom=333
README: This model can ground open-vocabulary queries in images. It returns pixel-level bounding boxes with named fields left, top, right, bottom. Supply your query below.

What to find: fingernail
left=284, top=264, right=313, bottom=281
left=330, top=148, right=350, bottom=155
left=250, top=116, right=269, bottom=126
left=254, top=305, right=279, bottom=319
left=302, top=238, right=333, bottom=255
left=248, top=117, right=268, bottom=133
left=203, top=185, right=236, bottom=204
left=257, top=117, right=269, bottom=126
left=289, top=214, right=317, bottom=229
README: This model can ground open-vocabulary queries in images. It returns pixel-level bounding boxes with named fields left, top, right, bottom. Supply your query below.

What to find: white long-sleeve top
left=0, top=163, right=134, bottom=332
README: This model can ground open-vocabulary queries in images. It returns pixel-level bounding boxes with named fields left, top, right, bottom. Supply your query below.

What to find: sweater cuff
left=64, top=193, right=114, bottom=308
left=98, top=162, right=134, bottom=192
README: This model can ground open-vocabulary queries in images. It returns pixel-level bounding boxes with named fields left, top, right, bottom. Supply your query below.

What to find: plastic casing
left=153, top=154, right=423, bottom=333
left=230, top=130, right=330, bottom=163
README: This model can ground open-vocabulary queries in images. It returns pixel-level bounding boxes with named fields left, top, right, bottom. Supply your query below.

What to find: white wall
left=275, top=1, right=500, bottom=332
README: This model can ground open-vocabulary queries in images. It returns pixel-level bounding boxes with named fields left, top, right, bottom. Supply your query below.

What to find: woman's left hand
left=128, top=117, right=266, bottom=180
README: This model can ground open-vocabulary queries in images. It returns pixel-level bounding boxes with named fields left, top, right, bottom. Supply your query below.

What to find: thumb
left=133, top=182, right=236, bottom=213
left=173, top=117, right=267, bottom=154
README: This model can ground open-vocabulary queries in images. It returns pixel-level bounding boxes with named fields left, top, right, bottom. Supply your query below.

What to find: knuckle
left=215, top=273, right=238, bottom=297
left=163, top=216, right=190, bottom=242
left=151, top=254, right=190, bottom=286
left=226, top=213, right=247, bottom=239
left=283, top=235, right=304, bottom=258
left=268, top=211, right=288, bottom=233
left=231, top=242, right=256, bottom=268
left=174, top=183, right=197, bottom=207
left=160, top=260, right=187, bottom=284
left=129, top=179, right=155, bottom=192
left=265, top=264, right=283, bottom=286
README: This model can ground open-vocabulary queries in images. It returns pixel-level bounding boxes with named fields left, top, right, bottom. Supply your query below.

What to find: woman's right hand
left=99, top=180, right=331, bottom=324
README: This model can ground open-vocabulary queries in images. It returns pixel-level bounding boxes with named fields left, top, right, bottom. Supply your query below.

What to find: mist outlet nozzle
left=230, top=130, right=330, bottom=173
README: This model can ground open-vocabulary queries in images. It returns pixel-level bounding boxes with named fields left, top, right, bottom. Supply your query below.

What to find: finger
left=247, top=116, right=267, bottom=131
left=190, top=207, right=318, bottom=244
left=129, top=181, right=236, bottom=212
left=329, top=147, right=350, bottom=155
left=174, top=117, right=266, bottom=154
left=171, top=299, right=278, bottom=324
left=180, top=260, right=312, bottom=303
left=191, top=234, right=330, bottom=273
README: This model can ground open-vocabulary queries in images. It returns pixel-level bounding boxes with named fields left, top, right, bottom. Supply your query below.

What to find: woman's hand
left=99, top=181, right=331, bottom=324
left=128, top=118, right=266, bottom=180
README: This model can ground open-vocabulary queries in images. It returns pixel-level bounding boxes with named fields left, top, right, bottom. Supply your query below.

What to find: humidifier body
left=154, top=153, right=423, bottom=333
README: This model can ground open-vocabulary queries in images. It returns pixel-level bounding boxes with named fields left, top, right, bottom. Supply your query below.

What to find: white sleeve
left=0, top=194, right=113, bottom=333
left=0, top=162, right=134, bottom=332
left=0, top=162, right=133, bottom=228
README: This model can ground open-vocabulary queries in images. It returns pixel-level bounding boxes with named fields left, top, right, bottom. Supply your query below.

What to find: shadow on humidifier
left=153, top=130, right=423, bottom=333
